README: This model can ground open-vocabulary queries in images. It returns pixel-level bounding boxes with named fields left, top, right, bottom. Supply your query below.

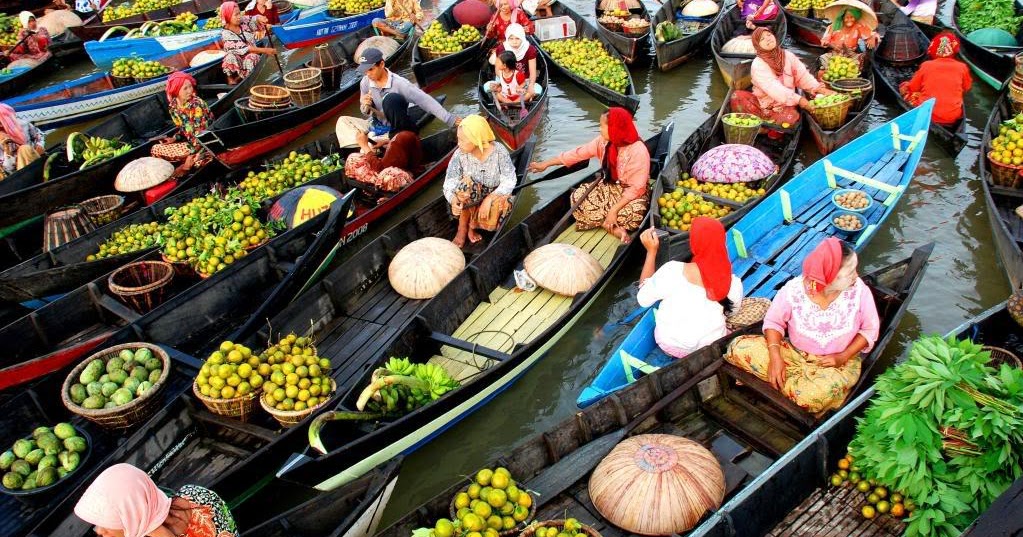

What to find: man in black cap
left=335, top=47, right=460, bottom=148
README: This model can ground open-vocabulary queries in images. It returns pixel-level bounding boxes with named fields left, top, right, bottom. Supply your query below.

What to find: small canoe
left=476, top=55, right=550, bottom=150
left=69, top=0, right=222, bottom=42
left=594, top=0, right=652, bottom=64
left=578, top=102, right=933, bottom=408
left=873, top=5, right=967, bottom=155
left=377, top=244, right=930, bottom=537
left=270, top=4, right=384, bottom=49
left=649, top=1, right=724, bottom=71
left=0, top=53, right=58, bottom=99
left=197, top=25, right=418, bottom=168
left=804, top=55, right=877, bottom=155
left=782, top=1, right=827, bottom=48
left=411, top=5, right=490, bottom=92
left=532, top=1, right=640, bottom=113
left=711, top=5, right=787, bottom=88
left=979, top=91, right=1023, bottom=290
left=274, top=125, right=672, bottom=492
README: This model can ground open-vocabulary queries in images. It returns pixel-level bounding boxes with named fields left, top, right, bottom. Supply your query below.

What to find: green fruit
left=109, top=369, right=129, bottom=385
left=36, top=466, right=58, bottom=487
left=38, top=454, right=59, bottom=471
left=118, top=349, right=134, bottom=362
left=107, top=357, right=124, bottom=373
left=136, top=381, right=153, bottom=397
left=3, top=471, right=23, bottom=489
left=70, top=384, right=88, bottom=405
left=134, top=347, right=153, bottom=363
left=86, top=381, right=103, bottom=396
left=103, top=401, right=118, bottom=409
left=82, top=395, right=106, bottom=409
left=857, top=480, right=871, bottom=492
left=79, top=367, right=100, bottom=385
left=24, top=448, right=44, bottom=466
left=64, top=436, right=87, bottom=454
left=37, top=433, right=60, bottom=455
left=10, top=459, right=31, bottom=477
left=101, top=381, right=119, bottom=397
left=111, top=388, right=134, bottom=406
left=32, top=426, right=52, bottom=439
left=131, top=367, right=149, bottom=382
left=0, top=451, right=14, bottom=471
left=12, top=439, right=34, bottom=459
left=144, top=357, right=161, bottom=371
left=59, top=450, right=81, bottom=471
left=99, top=374, right=110, bottom=384
left=123, top=377, right=141, bottom=395
left=57, top=467, right=69, bottom=479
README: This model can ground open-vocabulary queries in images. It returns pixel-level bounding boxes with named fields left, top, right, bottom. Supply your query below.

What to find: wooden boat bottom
left=429, top=227, right=623, bottom=382
left=766, top=473, right=905, bottom=536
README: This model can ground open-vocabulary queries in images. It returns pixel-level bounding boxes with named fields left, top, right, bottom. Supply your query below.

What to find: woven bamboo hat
left=114, top=157, right=175, bottom=193
left=524, top=243, right=602, bottom=296
left=388, top=237, right=466, bottom=299
left=821, top=0, right=878, bottom=31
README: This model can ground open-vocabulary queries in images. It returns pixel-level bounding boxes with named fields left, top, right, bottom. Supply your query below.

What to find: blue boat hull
left=271, top=5, right=383, bottom=49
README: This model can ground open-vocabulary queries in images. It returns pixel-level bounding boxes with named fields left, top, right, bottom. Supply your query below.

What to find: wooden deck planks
left=767, top=481, right=904, bottom=537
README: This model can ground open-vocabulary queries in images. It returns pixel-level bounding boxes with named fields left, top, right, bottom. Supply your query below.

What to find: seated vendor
left=724, top=238, right=879, bottom=414
left=485, top=0, right=534, bottom=41
left=487, top=25, right=542, bottom=103
left=344, top=93, right=423, bottom=192
left=151, top=71, right=214, bottom=174
left=821, top=5, right=879, bottom=54
left=899, top=31, right=971, bottom=128
left=8, top=12, right=52, bottom=66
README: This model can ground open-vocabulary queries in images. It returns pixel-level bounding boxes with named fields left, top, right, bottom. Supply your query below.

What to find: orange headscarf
left=802, top=237, right=843, bottom=296
left=927, top=31, right=960, bottom=59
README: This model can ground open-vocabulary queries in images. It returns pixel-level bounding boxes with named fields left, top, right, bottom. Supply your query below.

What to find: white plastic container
left=535, top=16, right=577, bottom=41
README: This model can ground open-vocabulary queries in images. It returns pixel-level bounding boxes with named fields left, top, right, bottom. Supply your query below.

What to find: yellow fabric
left=16, top=144, right=40, bottom=170
left=459, top=114, right=495, bottom=151
left=724, top=334, right=861, bottom=413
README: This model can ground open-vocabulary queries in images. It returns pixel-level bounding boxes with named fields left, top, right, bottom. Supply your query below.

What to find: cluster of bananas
left=356, top=357, right=460, bottom=416
left=66, top=132, right=133, bottom=170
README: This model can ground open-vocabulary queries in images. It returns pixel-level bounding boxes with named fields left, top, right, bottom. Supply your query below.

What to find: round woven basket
left=725, top=296, right=772, bottom=331
left=80, top=194, right=126, bottom=227
left=599, top=19, right=622, bottom=32
left=108, top=260, right=175, bottom=314
left=829, top=77, right=873, bottom=109
left=420, top=45, right=456, bottom=61
left=808, top=97, right=854, bottom=130
left=61, top=343, right=171, bottom=429
left=133, top=68, right=172, bottom=85
left=110, top=74, right=134, bottom=88
left=786, top=6, right=809, bottom=17
left=160, top=253, right=197, bottom=279
left=987, top=151, right=1023, bottom=188
left=249, top=85, right=292, bottom=109
left=0, top=428, right=92, bottom=504
left=327, top=8, right=346, bottom=18
left=192, top=380, right=261, bottom=422
left=722, top=113, right=762, bottom=145
left=623, top=22, right=650, bottom=36
left=260, top=379, right=336, bottom=428
left=284, top=67, right=322, bottom=91
left=449, top=486, right=538, bottom=536
left=289, top=83, right=322, bottom=107
left=984, top=346, right=1022, bottom=369
left=44, top=206, right=95, bottom=253
left=518, top=520, right=603, bottom=537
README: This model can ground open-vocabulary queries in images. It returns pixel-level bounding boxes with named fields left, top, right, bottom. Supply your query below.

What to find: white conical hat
left=388, top=237, right=466, bottom=299
left=524, top=243, right=603, bottom=296
left=114, top=157, right=175, bottom=193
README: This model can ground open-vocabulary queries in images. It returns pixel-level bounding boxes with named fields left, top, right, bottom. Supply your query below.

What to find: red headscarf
left=605, top=107, right=640, bottom=179
left=221, top=1, right=240, bottom=26
left=0, top=104, right=25, bottom=146
left=802, top=237, right=843, bottom=296
left=751, top=27, right=786, bottom=75
left=927, top=31, right=960, bottom=59
left=165, top=71, right=196, bottom=101
left=690, top=216, right=732, bottom=301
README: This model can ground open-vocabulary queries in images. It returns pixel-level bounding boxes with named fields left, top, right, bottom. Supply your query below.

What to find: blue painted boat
left=270, top=4, right=384, bottom=49
left=577, top=100, right=935, bottom=409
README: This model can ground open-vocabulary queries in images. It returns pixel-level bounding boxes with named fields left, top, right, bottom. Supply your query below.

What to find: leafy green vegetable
left=957, top=0, right=1023, bottom=36
left=848, top=335, right=1023, bottom=537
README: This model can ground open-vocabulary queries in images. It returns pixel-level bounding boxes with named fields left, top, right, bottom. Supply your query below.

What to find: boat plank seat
left=87, top=283, right=142, bottom=323
left=718, top=362, right=820, bottom=432
left=700, top=387, right=802, bottom=456
left=766, top=478, right=903, bottom=536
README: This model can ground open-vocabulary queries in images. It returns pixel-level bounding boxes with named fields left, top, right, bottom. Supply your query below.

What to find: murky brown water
left=38, top=0, right=1010, bottom=528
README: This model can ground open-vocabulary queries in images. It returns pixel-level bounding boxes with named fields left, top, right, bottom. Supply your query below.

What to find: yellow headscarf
left=459, top=115, right=495, bottom=151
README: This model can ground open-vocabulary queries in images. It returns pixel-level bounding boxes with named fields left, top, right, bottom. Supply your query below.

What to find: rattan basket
left=807, top=97, right=854, bottom=129
left=110, top=74, right=134, bottom=88
left=519, top=520, right=603, bottom=537
left=160, top=253, right=197, bottom=278
left=108, top=260, right=174, bottom=314
left=61, top=343, right=171, bottom=429
left=260, top=379, right=336, bottom=428
left=984, top=345, right=1022, bottom=369
left=420, top=45, right=457, bottom=61
left=786, top=6, right=809, bottom=17
left=829, top=77, right=873, bottom=109
left=450, top=485, right=538, bottom=536
left=80, top=194, right=126, bottom=226
left=249, top=85, right=292, bottom=109
left=192, top=380, right=261, bottom=422
left=44, top=206, right=95, bottom=253
left=988, top=151, right=1023, bottom=188
left=726, top=296, right=772, bottom=331
left=622, top=21, right=650, bottom=36
left=599, top=19, right=623, bottom=31
left=722, top=113, right=762, bottom=145
left=284, top=67, right=322, bottom=90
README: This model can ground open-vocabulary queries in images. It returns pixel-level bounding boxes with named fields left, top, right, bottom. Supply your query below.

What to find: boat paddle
left=511, top=160, right=588, bottom=193
left=266, top=27, right=286, bottom=77
left=0, top=31, right=37, bottom=69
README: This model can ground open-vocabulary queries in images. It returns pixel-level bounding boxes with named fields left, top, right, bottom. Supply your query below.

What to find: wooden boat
left=376, top=244, right=931, bottom=537
left=873, top=5, right=967, bottom=155
left=69, top=0, right=222, bottom=41
left=411, top=4, right=491, bottom=92
left=804, top=55, right=877, bottom=155
left=649, top=0, right=724, bottom=71
left=947, top=0, right=1020, bottom=89
left=0, top=53, right=58, bottom=100
left=711, top=5, right=787, bottom=88
left=197, top=25, right=418, bottom=168
left=476, top=55, right=549, bottom=150
left=711, top=301, right=1016, bottom=536
left=593, top=0, right=652, bottom=64
left=979, top=91, right=1023, bottom=290
left=649, top=88, right=803, bottom=260
left=783, top=1, right=827, bottom=48
left=274, top=125, right=672, bottom=492
left=270, top=4, right=384, bottom=49
left=0, top=104, right=442, bottom=303
left=4, top=39, right=231, bottom=129
left=531, top=2, right=640, bottom=113
left=578, top=103, right=933, bottom=408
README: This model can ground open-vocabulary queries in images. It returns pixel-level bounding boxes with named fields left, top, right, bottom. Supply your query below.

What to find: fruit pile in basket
left=326, top=0, right=385, bottom=14
left=809, top=93, right=851, bottom=108
left=677, top=174, right=764, bottom=203
left=195, top=341, right=262, bottom=401
left=540, top=38, right=629, bottom=94
left=658, top=190, right=735, bottom=231
left=0, top=15, right=22, bottom=47
left=413, top=467, right=536, bottom=537
left=111, top=57, right=171, bottom=80
left=258, top=334, right=334, bottom=413
left=67, top=348, right=164, bottom=410
left=822, top=55, right=860, bottom=82
left=1, top=423, right=88, bottom=492
left=203, top=9, right=225, bottom=30
left=787, top=0, right=810, bottom=11
left=102, top=0, right=188, bottom=22
left=989, top=113, right=1023, bottom=166
left=88, top=222, right=165, bottom=261
left=832, top=212, right=863, bottom=232
left=811, top=0, right=828, bottom=10
left=239, top=151, right=342, bottom=201
left=420, top=21, right=478, bottom=54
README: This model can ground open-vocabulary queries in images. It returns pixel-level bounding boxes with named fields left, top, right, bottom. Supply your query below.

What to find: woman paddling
left=485, top=0, right=534, bottom=41
left=219, top=1, right=276, bottom=85
left=7, top=12, right=52, bottom=66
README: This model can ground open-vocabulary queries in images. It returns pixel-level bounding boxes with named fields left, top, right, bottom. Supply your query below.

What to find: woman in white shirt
left=637, top=217, right=743, bottom=358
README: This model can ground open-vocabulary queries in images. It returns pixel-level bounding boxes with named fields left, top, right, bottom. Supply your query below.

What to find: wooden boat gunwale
left=593, top=0, right=653, bottom=64
left=649, top=0, right=725, bottom=71
left=410, top=5, right=492, bottom=92
left=979, top=91, right=1023, bottom=290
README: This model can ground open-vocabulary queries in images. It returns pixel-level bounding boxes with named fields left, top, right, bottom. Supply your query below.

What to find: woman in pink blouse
left=528, top=108, right=649, bottom=243
left=730, top=28, right=834, bottom=126
left=724, top=238, right=880, bottom=413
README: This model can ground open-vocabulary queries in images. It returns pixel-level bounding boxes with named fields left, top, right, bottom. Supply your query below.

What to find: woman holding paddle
left=7, top=12, right=52, bottom=66
left=485, top=0, right=534, bottom=41
left=219, top=1, right=276, bottom=85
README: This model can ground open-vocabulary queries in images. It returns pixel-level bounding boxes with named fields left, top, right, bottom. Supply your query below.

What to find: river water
left=39, top=0, right=1009, bottom=528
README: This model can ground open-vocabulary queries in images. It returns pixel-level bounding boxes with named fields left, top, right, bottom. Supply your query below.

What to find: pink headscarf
left=74, top=464, right=172, bottom=537
left=0, top=104, right=25, bottom=146
left=802, top=237, right=843, bottom=296
left=221, top=1, right=239, bottom=26
left=165, top=71, right=196, bottom=101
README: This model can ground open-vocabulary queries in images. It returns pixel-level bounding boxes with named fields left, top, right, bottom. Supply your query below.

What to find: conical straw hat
left=388, top=237, right=466, bottom=299
left=524, top=243, right=603, bottom=296
left=114, top=157, right=175, bottom=193
left=821, top=0, right=878, bottom=31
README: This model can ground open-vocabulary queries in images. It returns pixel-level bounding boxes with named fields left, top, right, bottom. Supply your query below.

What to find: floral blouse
left=221, top=16, right=260, bottom=61
left=12, top=27, right=50, bottom=61
left=170, top=96, right=213, bottom=151
left=176, top=484, right=237, bottom=537
left=442, top=143, right=516, bottom=203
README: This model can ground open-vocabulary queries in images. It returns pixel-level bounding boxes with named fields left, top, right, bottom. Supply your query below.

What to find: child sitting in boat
left=724, top=238, right=879, bottom=414
left=344, top=93, right=423, bottom=192
left=0, top=103, right=44, bottom=177
left=7, top=12, right=52, bottom=67
left=899, top=31, right=971, bottom=128
left=485, top=0, right=534, bottom=41
left=75, top=463, right=238, bottom=537
left=487, top=24, right=542, bottom=103
left=372, top=0, right=422, bottom=41
left=820, top=1, right=879, bottom=54
left=636, top=217, right=744, bottom=358
left=487, top=51, right=533, bottom=106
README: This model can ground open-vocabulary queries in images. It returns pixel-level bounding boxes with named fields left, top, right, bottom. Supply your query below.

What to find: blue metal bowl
left=830, top=210, right=866, bottom=238
left=831, top=188, right=874, bottom=213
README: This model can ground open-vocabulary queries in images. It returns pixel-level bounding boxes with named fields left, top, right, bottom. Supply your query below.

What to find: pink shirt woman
left=763, top=275, right=879, bottom=357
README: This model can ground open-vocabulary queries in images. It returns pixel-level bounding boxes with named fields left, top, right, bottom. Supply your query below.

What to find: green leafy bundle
left=848, top=336, right=1023, bottom=537
left=957, top=0, right=1023, bottom=36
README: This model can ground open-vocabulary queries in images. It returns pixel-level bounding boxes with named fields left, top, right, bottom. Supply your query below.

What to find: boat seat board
left=766, top=481, right=904, bottom=536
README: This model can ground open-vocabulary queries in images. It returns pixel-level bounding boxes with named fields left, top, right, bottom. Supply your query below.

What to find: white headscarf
left=503, top=23, right=530, bottom=61
left=19, top=11, right=34, bottom=29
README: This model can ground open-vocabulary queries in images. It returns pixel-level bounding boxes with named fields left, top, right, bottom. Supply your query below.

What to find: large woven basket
left=289, top=83, right=322, bottom=107
left=519, top=520, right=603, bottom=537
left=110, top=74, right=134, bottom=88
left=786, top=6, right=809, bottom=17
left=450, top=485, right=538, bottom=536
left=80, top=194, right=126, bottom=226
left=43, top=206, right=95, bottom=253
left=160, top=253, right=197, bottom=278
left=108, top=260, right=174, bottom=314
left=260, top=379, right=335, bottom=428
left=249, top=85, right=292, bottom=109
left=984, top=346, right=1022, bottom=369
left=420, top=45, right=456, bottom=61
left=192, top=380, right=261, bottom=422
left=829, top=77, right=873, bottom=109
left=808, top=97, right=854, bottom=130
left=726, top=296, right=772, bottom=331
left=988, top=151, right=1023, bottom=188
left=61, top=343, right=171, bottom=429
left=722, top=113, right=762, bottom=145
left=284, top=67, right=322, bottom=91
left=623, top=21, right=650, bottom=36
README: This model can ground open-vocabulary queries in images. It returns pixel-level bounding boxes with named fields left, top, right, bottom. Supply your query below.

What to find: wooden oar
left=511, top=161, right=588, bottom=192
left=266, top=27, right=286, bottom=76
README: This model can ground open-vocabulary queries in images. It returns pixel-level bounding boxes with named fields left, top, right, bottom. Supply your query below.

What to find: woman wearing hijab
left=0, top=103, right=44, bottom=177
left=821, top=5, right=879, bottom=54
left=528, top=108, right=649, bottom=243
left=344, top=93, right=424, bottom=192
left=443, top=115, right=517, bottom=248
left=730, top=28, right=833, bottom=126
left=74, top=463, right=237, bottom=537
left=485, top=0, right=534, bottom=41
left=8, top=12, right=52, bottom=65
left=724, top=238, right=880, bottom=413
left=488, top=23, right=541, bottom=102
left=151, top=71, right=214, bottom=172
left=900, top=31, right=971, bottom=127
left=636, top=217, right=743, bottom=358
left=220, top=1, right=275, bottom=84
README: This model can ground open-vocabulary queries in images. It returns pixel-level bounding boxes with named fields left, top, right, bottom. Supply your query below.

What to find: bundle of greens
left=848, top=336, right=1023, bottom=537
left=957, top=0, right=1023, bottom=36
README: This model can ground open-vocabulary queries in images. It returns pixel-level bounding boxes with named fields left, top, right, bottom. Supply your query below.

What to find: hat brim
left=357, top=62, right=375, bottom=74
left=822, top=0, right=878, bottom=30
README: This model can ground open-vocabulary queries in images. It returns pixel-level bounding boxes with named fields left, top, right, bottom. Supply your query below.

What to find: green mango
left=12, top=438, right=34, bottom=458
left=59, top=451, right=80, bottom=472
left=109, top=369, right=128, bottom=385
left=86, top=381, right=103, bottom=396
left=122, top=377, right=141, bottom=395
left=31, top=426, right=52, bottom=439
left=144, top=357, right=161, bottom=371
left=111, top=388, right=133, bottom=406
left=64, top=437, right=88, bottom=454
left=136, top=381, right=153, bottom=397
left=37, top=455, right=59, bottom=471
left=53, top=423, right=76, bottom=440
left=2, top=471, right=23, bottom=489
left=134, top=347, right=153, bottom=363
left=101, top=382, right=119, bottom=398
left=118, top=349, right=134, bottom=363
left=10, top=460, right=31, bottom=477
left=70, top=384, right=88, bottom=405
left=24, top=448, right=44, bottom=466
left=131, top=367, right=149, bottom=382
left=149, top=369, right=162, bottom=384
left=36, top=466, right=58, bottom=487
left=0, top=450, right=14, bottom=471
left=82, top=395, right=106, bottom=409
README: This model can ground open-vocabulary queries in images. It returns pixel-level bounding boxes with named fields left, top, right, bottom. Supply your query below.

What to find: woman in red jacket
left=899, top=31, right=971, bottom=127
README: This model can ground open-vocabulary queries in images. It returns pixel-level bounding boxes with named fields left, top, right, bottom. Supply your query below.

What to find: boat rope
left=451, top=330, right=516, bottom=377
left=147, top=429, right=197, bottom=478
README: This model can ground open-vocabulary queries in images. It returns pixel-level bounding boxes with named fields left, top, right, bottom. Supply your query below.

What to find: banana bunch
left=414, top=362, right=459, bottom=399
left=66, top=132, right=133, bottom=170
left=355, top=357, right=460, bottom=415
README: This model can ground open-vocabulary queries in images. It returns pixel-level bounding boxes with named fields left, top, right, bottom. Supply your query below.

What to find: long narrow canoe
left=69, top=0, right=222, bottom=41
left=274, top=125, right=672, bottom=492
left=709, top=301, right=1015, bottom=536
left=979, top=91, right=1023, bottom=290
left=197, top=25, right=416, bottom=167
left=411, top=4, right=491, bottom=92
left=711, top=5, right=787, bottom=88
left=593, top=0, right=652, bottom=64
left=0, top=53, right=58, bottom=99
left=376, top=244, right=930, bottom=537
left=578, top=102, right=933, bottom=408
left=270, top=4, right=384, bottom=49
left=649, top=1, right=724, bottom=71
left=804, top=54, right=877, bottom=155
left=476, top=55, right=549, bottom=150
left=531, top=1, right=640, bottom=113
left=783, top=1, right=827, bottom=48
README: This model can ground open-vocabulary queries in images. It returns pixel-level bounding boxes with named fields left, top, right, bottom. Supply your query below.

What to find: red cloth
left=729, top=90, right=800, bottom=125
left=453, top=0, right=493, bottom=27
left=246, top=4, right=280, bottom=24
left=0, top=103, right=25, bottom=146
left=691, top=217, right=732, bottom=301
left=485, top=9, right=534, bottom=40
left=494, top=42, right=537, bottom=76
left=379, top=130, right=423, bottom=174
left=900, top=57, right=971, bottom=125
left=221, top=1, right=239, bottom=25
left=802, top=237, right=843, bottom=295
left=606, top=107, right=640, bottom=181
left=927, top=30, right=959, bottom=59
left=165, top=71, right=197, bottom=100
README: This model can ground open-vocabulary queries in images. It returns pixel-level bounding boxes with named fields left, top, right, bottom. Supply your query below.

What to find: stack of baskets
left=987, top=151, right=1023, bottom=188
left=43, top=206, right=95, bottom=252
left=108, top=260, right=175, bottom=314
left=1009, top=52, right=1023, bottom=113
left=807, top=95, right=854, bottom=129
left=61, top=343, right=171, bottom=429
left=284, top=67, right=323, bottom=107
left=80, top=194, right=126, bottom=227
left=236, top=85, right=294, bottom=122
left=305, top=42, right=348, bottom=91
